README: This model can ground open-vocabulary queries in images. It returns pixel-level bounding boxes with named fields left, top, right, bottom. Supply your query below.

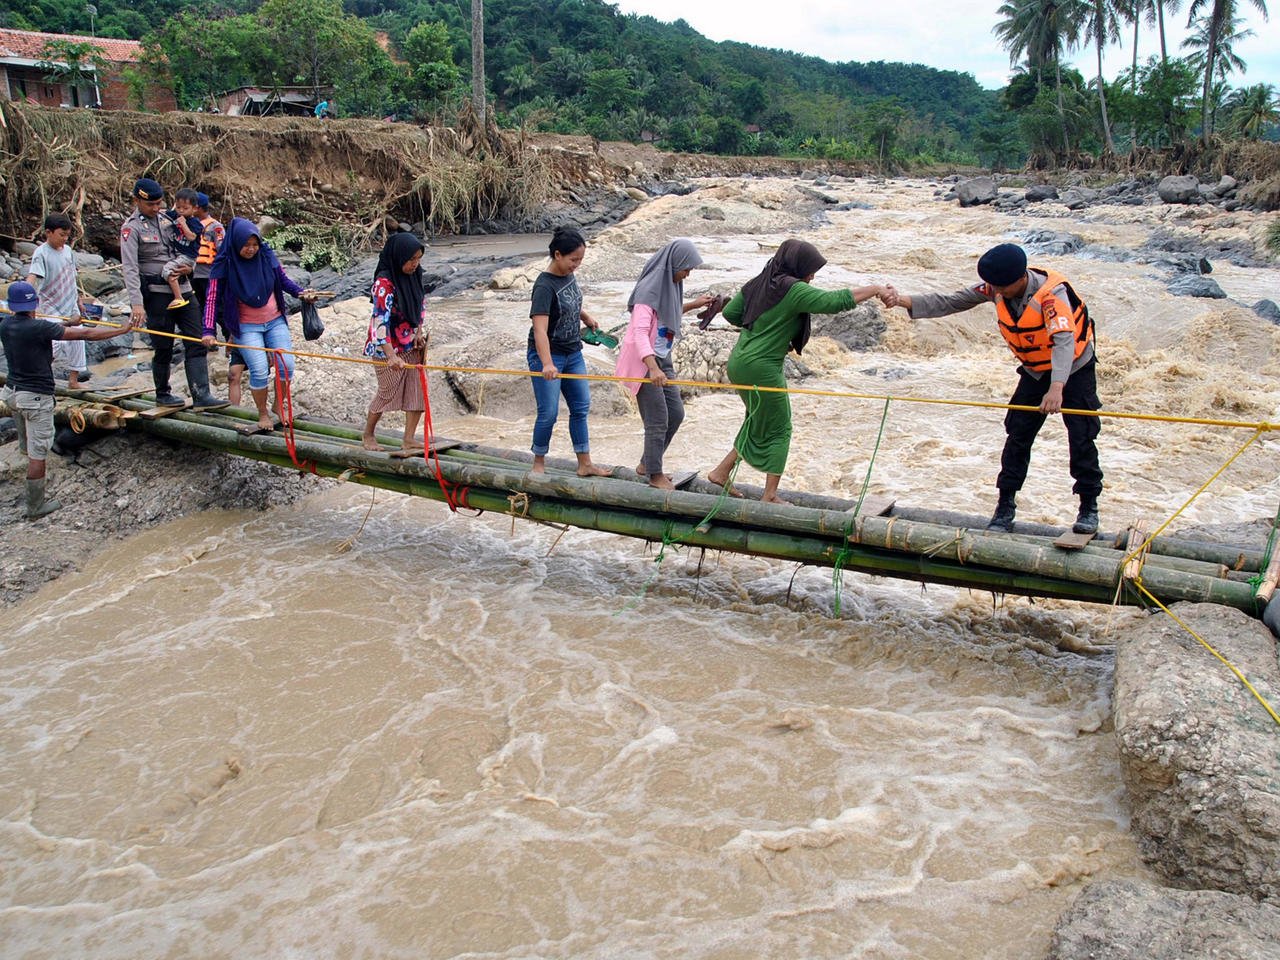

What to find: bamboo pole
left=125, top=413, right=1260, bottom=614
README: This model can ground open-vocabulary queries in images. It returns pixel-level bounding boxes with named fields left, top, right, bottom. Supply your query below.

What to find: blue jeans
left=236, top=316, right=294, bottom=390
left=528, top=347, right=590, bottom=456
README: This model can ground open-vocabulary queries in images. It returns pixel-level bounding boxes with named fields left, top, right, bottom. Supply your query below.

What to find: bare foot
left=761, top=493, right=786, bottom=504
left=257, top=415, right=275, bottom=431
left=531, top=461, right=547, bottom=474
left=361, top=435, right=381, bottom=451
left=635, top=463, right=648, bottom=476
left=648, top=475, right=675, bottom=490
left=577, top=464, right=611, bottom=477
left=707, top=471, right=745, bottom=498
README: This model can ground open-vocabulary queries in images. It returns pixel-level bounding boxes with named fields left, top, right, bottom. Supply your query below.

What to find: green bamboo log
left=990, top=530, right=1231, bottom=579
left=136, top=414, right=1130, bottom=605
left=125, top=414, right=1262, bottom=614
left=848, top=514, right=1257, bottom=611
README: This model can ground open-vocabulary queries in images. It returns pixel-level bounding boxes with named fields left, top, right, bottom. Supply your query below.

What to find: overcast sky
left=612, top=0, right=1278, bottom=92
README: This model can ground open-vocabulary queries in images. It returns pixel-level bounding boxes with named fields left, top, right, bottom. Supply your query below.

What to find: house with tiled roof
left=0, top=28, right=174, bottom=112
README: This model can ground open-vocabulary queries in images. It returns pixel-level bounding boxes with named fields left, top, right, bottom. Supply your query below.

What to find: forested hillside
left=1, top=0, right=998, bottom=165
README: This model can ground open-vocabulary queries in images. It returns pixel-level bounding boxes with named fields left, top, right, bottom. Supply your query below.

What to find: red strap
left=418, top=360, right=458, bottom=511
left=273, top=350, right=316, bottom=474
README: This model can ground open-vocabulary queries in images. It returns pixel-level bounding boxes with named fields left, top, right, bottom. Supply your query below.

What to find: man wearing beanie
left=120, top=177, right=227, bottom=410
left=1, top=282, right=139, bottom=518
left=887, top=243, right=1102, bottom=535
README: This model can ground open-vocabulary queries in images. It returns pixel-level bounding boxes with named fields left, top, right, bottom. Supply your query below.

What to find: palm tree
left=1184, top=0, right=1269, bottom=142
left=994, top=0, right=1085, bottom=152
left=1224, top=82, right=1279, bottom=137
left=1154, top=0, right=1185, bottom=61
left=1082, top=0, right=1123, bottom=152
left=471, top=0, right=485, bottom=125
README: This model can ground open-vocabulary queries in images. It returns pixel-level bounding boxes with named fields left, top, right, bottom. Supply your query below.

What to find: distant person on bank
left=120, top=176, right=227, bottom=410
left=202, top=218, right=318, bottom=432
left=614, top=238, right=713, bottom=489
left=362, top=232, right=430, bottom=453
left=528, top=226, right=611, bottom=477
left=707, top=239, right=893, bottom=503
left=886, top=243, right=1102, bottom=534
left=25, top=213, right=93, bottom=390
left=0, top=282, right=137, bottom=518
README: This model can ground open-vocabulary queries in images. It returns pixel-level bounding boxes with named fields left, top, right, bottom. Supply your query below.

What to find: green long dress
left=722, top=282, right=854, bottom=474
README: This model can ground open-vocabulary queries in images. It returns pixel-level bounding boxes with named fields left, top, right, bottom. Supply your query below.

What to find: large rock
left=1166, top=275, right=1226, bottom=298
left=954, top=176, right=998, bottom=207
left=1157, top=175, right=1202, bottom=204
left=1025, top=184, right=1059, bottom=202
left=1048, top=879, right=1280, bottom=960
left=79, top=268, right=124, bottom=298
left=1060, top=186, right=1099, bottom=210
left=813, top=301, right=886, bottom=352
left=1023, top=229, right=1085, bottom=256
left=1114, top=603, right=1280, bottom=899
left=1253, top=299, right=1280, bottom=325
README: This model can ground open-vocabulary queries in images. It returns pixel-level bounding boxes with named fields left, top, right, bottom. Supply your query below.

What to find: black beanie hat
left=133, top=177, right=164, bottom=201
left=977, top=243, right=1027, bottom=286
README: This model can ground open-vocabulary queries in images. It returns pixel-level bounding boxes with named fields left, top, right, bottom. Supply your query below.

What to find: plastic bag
left=301, top=301, right=325, bottom=341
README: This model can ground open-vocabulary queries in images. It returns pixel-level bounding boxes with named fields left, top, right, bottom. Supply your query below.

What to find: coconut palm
left=1154, top=0, right=1185, bottom=61
left=1184, top=0, right=1269, bottom=142
left=1082, top=0, right=1123, bottom=152
left=471, top=0, right=485, bottom=124
left=1225, top=83, right=1279, bottom=137
left=994, top=0, right=1086, bottom=152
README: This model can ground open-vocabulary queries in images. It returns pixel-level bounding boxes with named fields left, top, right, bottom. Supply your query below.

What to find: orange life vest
left=992, top=268, right=1093, bottom=373
left=196, top=216, right=221, bottom=265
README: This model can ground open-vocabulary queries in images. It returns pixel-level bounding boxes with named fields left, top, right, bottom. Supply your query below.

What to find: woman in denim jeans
left=202, top=218, right=317, bottom=431
left=527, top=226, right=610, bottom=476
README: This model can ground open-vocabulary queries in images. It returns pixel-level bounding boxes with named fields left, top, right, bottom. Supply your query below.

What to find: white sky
left=613, top=0, right=1278, bottom=92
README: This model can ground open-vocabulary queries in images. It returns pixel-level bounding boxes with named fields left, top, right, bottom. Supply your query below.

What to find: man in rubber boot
left=885, top=243, right=1102, bottom=535
left=0, top=282, right=138, bottom=519
left=121, top=177, right=228, bottom=411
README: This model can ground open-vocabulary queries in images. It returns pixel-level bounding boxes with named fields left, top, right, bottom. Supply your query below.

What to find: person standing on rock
left=361, top=232, right=430, bottom=453
left=120, top=177, right=227, bottom=410
left=25, top=213, right=92, bottom=390
left=708, top=239, right=892, bottom=503
left=528, top=226, right=610, bottom=477
left=0, top=282, right=137, bottom=518
left=615, top=238, right=712, bottom=489
left=886, top=243, right=1102, bottom=534
left=202, top=218, right=317, bottom=433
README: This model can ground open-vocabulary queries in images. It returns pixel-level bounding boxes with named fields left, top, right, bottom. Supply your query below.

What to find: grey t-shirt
left=528, top=271, right=583, bottom=354
left=28, top=242, right=79, bottom=319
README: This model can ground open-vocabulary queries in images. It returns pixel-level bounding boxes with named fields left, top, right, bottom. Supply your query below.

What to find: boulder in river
left=1157, top=175, right=1202, bottom=204
left=955, top=177, right=998, bottom=207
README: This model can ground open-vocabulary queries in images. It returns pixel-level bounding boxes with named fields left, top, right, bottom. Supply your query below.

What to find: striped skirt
left=368, top=346, right=425, bottom=413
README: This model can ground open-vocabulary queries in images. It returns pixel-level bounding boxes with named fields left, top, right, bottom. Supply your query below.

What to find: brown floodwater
left=3, top=175, right=1279, bottom=958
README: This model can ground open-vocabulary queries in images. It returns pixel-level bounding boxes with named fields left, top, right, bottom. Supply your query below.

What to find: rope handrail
left=10, top=307, right=1278, bottom=434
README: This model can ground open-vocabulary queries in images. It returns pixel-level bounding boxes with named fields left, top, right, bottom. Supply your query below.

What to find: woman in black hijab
left=362, top=232, right=429, bottom=452
left=707, top=239, right=892, bottom=502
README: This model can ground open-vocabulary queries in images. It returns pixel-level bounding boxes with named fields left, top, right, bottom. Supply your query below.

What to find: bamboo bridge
left=29, top=382, right=1280, bottom=625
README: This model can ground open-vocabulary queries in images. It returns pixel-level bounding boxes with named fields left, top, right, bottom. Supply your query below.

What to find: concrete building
left=0, top=28, right=175, bottom=112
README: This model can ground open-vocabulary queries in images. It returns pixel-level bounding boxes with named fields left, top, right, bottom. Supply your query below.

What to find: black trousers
left=998, top=358, right=1103, bottom=498
left=144, top=290, right=207, bottom=390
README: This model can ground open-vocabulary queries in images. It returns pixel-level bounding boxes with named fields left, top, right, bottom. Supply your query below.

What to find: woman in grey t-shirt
left=527, top=226, right=610, bottom=476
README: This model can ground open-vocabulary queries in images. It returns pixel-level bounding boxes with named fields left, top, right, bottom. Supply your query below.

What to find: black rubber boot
left=26, top=478, right=62, bottom=520
left=1073, top=496, right=1099, bottom=535
left=187, top=362, right=229, bottom=411
left=153, top=367, right=184, bottom=407
left=986, top=492, right=1017, bottom=532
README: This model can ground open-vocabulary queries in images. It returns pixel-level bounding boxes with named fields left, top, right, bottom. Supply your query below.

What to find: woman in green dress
left=708, top=239, right=892, bottom=503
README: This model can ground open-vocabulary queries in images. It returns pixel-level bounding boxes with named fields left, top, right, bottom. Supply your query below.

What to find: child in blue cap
left=1, top=282, right=136, bottom=518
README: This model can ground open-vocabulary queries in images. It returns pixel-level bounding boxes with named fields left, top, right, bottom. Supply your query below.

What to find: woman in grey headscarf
left=614, top=239, right=713, bottom=489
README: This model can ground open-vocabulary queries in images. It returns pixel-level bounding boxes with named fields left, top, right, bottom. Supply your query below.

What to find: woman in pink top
left=614, top=238, right=712, bottom=489
left=202, top=218, right=316, bottom=431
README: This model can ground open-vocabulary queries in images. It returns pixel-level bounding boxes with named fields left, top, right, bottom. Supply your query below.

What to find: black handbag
left=301, top=301, right=325, bottom=341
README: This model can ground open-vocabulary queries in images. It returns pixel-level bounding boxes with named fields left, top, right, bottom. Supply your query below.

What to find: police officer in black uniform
left=120, top=177, right=227, bottom=409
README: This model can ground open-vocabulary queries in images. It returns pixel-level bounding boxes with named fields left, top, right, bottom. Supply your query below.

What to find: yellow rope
left=1132, top=578, right=1280, bottom=728
left=13, top=308, right=1277, bottom=433
left=1120, top=428, right=1266, bottom=566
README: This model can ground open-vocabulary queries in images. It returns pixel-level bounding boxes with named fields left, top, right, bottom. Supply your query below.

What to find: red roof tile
left=0, top=28, right=144, bottom=64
